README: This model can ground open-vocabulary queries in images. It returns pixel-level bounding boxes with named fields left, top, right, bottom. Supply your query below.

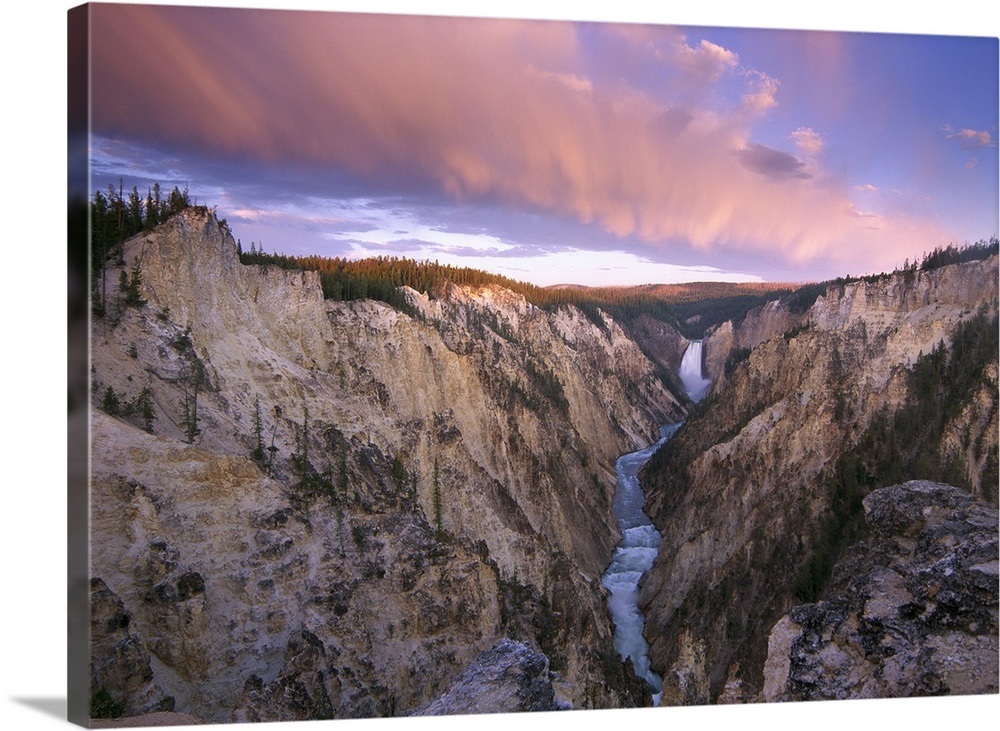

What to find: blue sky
left=83, top=1, right=998, bottom=286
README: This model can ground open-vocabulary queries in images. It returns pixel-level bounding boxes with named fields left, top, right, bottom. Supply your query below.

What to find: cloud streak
left=90, top=5, right=955, bottom=277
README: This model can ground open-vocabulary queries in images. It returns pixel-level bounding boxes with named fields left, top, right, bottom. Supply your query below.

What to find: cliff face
left=621, top=313, right=690, bottom=384
left=703, top=298, right=804, bottom=383
left=705, top=260, right=999, bottom=387
left=88, top=207, right=997, bottom=717
left=89, top=208, right=678, bottom=720
left=91, top=412, right=503, bottom=721
left=640, top=257, right=999, bottom=703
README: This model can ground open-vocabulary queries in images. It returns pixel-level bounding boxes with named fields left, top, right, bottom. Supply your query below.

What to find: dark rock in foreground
left=412, top=639, right=569, bottom=715
left=763, top=480, right=999, bottom=701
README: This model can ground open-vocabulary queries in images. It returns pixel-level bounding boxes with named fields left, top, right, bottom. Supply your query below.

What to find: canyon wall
left=88, top=208, right=681, bottom=721
left=87, top=207, right=997, bottom=718
left=702, top=298, right=804, bottom=383
left=640, top=257, right=999, bottom=703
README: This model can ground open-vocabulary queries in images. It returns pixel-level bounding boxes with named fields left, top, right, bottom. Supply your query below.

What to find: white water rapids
left=601, top=341, right=710, bottom=703
left=601, top=423, right=679, bottom=704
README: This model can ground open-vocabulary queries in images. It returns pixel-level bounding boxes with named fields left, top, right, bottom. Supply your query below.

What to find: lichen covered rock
left=762, top=481, right=999, bottom=701
left=412, top=639, right=565, bottom=715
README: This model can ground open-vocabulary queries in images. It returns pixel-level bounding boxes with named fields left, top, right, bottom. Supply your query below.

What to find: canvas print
left=68, top=2, right=999, bottom=727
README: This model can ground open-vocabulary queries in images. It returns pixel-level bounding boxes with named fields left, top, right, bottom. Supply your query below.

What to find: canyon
left=86, top=207, right=998, bottom=723
left=641, top=255, right=999, bottom=703
left=88, top=207, right=679, bottom=721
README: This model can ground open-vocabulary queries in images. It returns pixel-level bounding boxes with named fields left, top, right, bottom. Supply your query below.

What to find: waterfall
left=601, top=424, right=680, bottom=705
left=679, top=340, right=711, bottom=402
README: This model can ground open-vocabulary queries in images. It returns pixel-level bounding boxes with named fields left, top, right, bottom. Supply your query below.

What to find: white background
left=2, top=1, right=998, bottom=730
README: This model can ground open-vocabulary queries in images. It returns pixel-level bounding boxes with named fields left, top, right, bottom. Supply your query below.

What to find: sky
left=82, top=1, right=999, bottom=286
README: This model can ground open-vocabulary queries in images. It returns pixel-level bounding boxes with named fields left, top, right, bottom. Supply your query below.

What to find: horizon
left=83, top=2, right=998, bottom=288
left=126, top=198, right=996, bottom=291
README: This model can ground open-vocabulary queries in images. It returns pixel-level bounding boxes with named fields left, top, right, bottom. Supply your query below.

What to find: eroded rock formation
left=89, top=578, right=173, bottom=718
left=88, top=208, right=681, bottom=721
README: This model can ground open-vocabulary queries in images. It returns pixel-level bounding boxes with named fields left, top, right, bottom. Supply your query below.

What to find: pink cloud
left=943, top=125, right=995, bottom=149
left=669, top=38, right=739, bottom=84
left=90, top=6, right=950, bottom=272
left=791, top=128, right=824, bottom=158
left=740, top=70, right=780, bottom=113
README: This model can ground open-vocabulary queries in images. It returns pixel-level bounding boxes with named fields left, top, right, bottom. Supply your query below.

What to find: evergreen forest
left=89, top=184, right=998, bottom=343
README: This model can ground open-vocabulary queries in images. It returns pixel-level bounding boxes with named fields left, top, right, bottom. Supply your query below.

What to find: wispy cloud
left=526, top=66, right=594, bottom=95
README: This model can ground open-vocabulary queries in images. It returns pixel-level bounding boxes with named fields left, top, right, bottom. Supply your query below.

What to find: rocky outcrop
left=640, top=257, right=998, bottom=702
left=89, top=578, right=173, bottom=718
left=232, top=630, right=339, bottom=722
left=89, top=409, right=505, bottom=722
left=89, top=208, right=682, bottom=720
left=763, top=481, right=998, bottom=701
left=703, top=299, right=803, bottom=382
left=621, top=313, right=691, bottom=396
left=412, top=639, right=566, bottom=715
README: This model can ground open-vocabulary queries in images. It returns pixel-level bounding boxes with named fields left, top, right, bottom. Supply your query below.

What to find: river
left=600, top=340, right=710, bottom=703
left=600, top=423, right=679, bottom=704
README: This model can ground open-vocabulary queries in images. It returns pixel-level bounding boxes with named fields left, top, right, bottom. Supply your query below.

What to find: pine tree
left=250, top=396, right=265, bottom=465
left=116, top=269, right=129, bottom=311
left=112, top=180, right=125, bottom=264
left=124, top=261, right=146, bottom=306
left=126, top=186, right=143, bottom=237
left=102, top=385, right=121, bottom=416
left=134, top=387, right=155, bottom=433
left=178, top=357, right=205, bottom=444
left=151, top=182, right=163, bottom=225
left=338, top=449, right=348, bottom=503
left=91, top=189, right=110, bottom=316
left=143, top=188, right=155, bottom=231
left=166, top=185, right=191, bottom=216
left=433, top=457, right=444, bottom=541
left=179, top=397, right=196, bottom=442
left=292, top=399, right=316, bottom=487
